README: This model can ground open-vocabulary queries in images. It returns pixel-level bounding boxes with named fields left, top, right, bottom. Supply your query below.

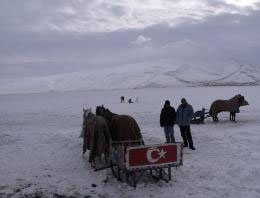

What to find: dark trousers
left=179, top=126, right=193, bottom=147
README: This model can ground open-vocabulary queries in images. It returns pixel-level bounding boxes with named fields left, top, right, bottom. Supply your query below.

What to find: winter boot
left=189, top=146, right=196, bottom=150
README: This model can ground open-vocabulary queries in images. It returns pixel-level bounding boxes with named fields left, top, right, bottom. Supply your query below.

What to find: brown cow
left=209, top=94, right=249, bottom=122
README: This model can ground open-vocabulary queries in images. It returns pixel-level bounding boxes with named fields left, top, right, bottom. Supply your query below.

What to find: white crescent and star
left=146, top=147, right=167, bottom=163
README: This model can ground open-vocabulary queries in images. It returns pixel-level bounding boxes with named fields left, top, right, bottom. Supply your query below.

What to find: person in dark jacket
left=176, top=98, right=195, bottom=150
left=160, top=100, right=176, bottom=143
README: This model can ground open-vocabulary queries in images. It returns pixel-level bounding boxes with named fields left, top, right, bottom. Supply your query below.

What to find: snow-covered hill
left=0, top=60, right=259, bottom=94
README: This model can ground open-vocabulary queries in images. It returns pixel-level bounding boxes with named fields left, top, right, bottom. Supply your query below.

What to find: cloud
left=131, top=35, right=152, bottom=45
left=0, top=1, right=260, bottom=79
left=225, top=0, right=260, bottom=8
left=37, top=1, right=260, bottom=33
left=0, top=0, right=259, bottom=34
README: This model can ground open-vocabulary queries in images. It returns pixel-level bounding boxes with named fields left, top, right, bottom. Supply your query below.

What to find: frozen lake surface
left=0, top=86, right=260, bottom=198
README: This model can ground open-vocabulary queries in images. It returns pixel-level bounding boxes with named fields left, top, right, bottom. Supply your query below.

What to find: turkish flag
left=126, top=143, right=182, bottom=169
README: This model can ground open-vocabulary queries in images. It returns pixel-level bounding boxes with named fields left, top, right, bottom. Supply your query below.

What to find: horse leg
left=88, top=155, right=92, bottom=163
left=93, top=159, right=96, bottom=168
left=83, top=131, right=87, bottom=154
left=91, top=158, right=96, bottom=168
left=98, top=155, right=102, bottom=164
left=230, top=112, right=236, bottom=122
left=104, top=153, right=108, bottom=164
left=214, top=116, right=218, bottom=122
left=213, top=116, right=218, bottom=122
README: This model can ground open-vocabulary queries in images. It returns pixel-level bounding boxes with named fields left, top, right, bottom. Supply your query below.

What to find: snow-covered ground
left=0, top=60, right=259, bottom=95
left=0, top=86, right=260, bottom=198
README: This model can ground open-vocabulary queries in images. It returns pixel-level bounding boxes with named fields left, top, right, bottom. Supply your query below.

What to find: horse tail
left=209, top=104, right=213, bottom=116
left=209, top=101, right=217, bottom=116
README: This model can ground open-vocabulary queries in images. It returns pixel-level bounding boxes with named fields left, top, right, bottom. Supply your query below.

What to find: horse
left=209, top=94, right=249, bottom=122
left=81, top=108, right=112, bottom=166
left=96, top=106, right=144, bottom=144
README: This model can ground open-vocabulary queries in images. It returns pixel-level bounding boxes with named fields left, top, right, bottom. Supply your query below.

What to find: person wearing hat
left=160, top=100, right=176, bottom=143
left=176, top=98, right=195, bottom=150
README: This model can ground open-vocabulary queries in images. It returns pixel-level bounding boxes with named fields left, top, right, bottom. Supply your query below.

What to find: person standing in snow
left=160, top=100, right=176, bottom=143
left=120, top=96, right=125, bottom=103
left=135, top=97, right=139, bottom=103
left=176, top=98, right=195, bottom=150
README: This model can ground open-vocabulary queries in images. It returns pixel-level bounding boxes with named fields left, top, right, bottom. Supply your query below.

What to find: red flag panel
left=126, top=143, right=182, bottom=170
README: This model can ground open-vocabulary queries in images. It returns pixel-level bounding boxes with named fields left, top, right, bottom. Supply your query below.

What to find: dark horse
left=209, top=94, right=249, bottom=122
left=96, top=106, right=144, bottom=144
left=81, top=108, right=112, bottom=166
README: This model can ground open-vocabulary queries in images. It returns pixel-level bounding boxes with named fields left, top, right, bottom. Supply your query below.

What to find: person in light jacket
left=176, top=98, right=195, bottom=150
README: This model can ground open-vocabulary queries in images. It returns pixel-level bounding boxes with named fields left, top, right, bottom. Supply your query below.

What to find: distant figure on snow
left=160, top=100, right=176, bottom=143
left=135, top=97, right=139, bottom=103
left=128, top=98, right=134, bottom=103
left=176, top=98, right=195, bottom=150
left=120, top=96, right=125, bottom=103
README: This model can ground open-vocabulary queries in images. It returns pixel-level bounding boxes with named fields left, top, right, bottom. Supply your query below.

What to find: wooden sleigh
left=93, top=140, right=183, bottom=187
left=190, top=108, right=211, bottom=124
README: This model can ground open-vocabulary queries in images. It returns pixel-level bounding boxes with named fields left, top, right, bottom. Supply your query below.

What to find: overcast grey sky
left=0, top=0, right=260, bottom=78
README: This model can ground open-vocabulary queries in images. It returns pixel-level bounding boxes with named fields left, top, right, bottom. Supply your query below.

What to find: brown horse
left=209, top=94, right=249, bottom=122
left=96, top=106, right=144, bottom=144
left=81, top=108, right=112, bottom=165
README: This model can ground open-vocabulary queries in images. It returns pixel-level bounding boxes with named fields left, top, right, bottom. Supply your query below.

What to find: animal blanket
left=109, top=115, right=143, bottom=142
left=83, top=115, right=111, bottom=162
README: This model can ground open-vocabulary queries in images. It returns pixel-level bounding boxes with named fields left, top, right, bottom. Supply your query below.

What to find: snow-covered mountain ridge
left=0, top=61, right=259, bottom=94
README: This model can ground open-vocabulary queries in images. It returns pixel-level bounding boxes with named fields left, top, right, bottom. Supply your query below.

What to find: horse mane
left=229, top=94, right=246, bottom=105
left=96, top=105, right=118, bottom=124
left=229, top=94, right=242, bottom=101
left=105, top=107, right=118, bottom=116
left=96, top=105, right=117, bottom=116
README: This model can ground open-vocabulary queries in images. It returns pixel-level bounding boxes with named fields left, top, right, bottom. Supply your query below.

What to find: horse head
left=83, top=108, right=93, bottom=120
left=80, top=108, right=93, bottom=138
left=238, top=96, right=249, bottom=107
left=229, top=94, right=249, bottom=107
left=96, top=105, right=116, bottom=123
left=96, top=105, right=105, bottom=116
left=235, top=95, right=249, bottom=107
